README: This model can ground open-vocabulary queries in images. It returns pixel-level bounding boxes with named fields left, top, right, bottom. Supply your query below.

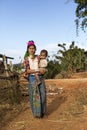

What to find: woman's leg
left=28, top=75, right=41, bottom=117
left=28, top=82, right=34, bottom=113
left=39, top=77, right=46, bottom=116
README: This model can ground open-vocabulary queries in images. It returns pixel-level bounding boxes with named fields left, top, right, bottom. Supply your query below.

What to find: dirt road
left=2, top=78, right=87, bottom=130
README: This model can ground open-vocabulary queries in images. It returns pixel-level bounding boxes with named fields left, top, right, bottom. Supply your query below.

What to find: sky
left=0, top=0, right=87, bottom=64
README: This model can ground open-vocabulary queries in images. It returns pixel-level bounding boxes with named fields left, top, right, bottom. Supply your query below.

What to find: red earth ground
left=1, top=72, right=87, bottom=130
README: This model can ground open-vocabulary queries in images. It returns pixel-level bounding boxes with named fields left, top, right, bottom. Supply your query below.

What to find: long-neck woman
left=25, top=43, right=46, bottom=118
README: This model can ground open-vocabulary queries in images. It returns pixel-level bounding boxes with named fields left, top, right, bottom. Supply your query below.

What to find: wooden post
left=3, top=55, right=9, bottom=76
left=9, top=61, right=13, bottom=72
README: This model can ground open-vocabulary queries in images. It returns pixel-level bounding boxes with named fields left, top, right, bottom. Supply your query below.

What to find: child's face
left=40, top=52, right=46, bottom=59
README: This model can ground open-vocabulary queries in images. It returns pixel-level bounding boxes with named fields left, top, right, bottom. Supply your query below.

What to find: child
left=35, top=49, right=48, bottom=85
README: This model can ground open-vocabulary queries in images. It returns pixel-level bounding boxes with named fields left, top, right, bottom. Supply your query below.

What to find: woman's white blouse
left=28, top=57, right=39, bottom=70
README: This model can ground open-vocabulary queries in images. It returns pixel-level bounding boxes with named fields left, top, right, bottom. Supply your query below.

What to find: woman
left=24, top=41, right=46, bottom=118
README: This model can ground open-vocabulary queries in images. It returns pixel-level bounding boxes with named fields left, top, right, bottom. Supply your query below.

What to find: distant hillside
left=71, top=71, right=87, bottom=78
left=13, top=63, right=21, bottom=67
left=55, top=71, right=87, bottom=79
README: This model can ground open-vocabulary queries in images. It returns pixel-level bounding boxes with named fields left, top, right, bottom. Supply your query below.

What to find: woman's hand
left=27, top=69, right=35, bottom=74
left=27, top=68, right=46, bottom=75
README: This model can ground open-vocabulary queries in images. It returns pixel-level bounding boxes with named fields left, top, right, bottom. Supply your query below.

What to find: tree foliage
left=44, top=60, right=61, bottom=79
left=55, top=41, right=85, bottom=73
left=45, top=41, right=86, bottom=79
left=74, top=0, right=87, bottom=32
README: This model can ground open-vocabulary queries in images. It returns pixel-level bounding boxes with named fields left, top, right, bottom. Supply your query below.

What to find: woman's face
left=28, top=45, right=36, bottom=55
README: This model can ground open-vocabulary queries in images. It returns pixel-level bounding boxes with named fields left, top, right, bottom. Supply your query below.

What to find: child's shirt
left=39, top=59, right=48, bottom=68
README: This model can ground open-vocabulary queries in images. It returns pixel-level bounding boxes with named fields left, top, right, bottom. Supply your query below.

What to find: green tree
left=44, top=60, right=61, bottom=79
left=55, top=41, right=85, bottom=73
left=74, top=0, right=87, bottom=32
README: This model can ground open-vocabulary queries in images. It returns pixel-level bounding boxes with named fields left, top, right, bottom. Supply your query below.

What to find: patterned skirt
left=28, top=75, right=46, bottom=117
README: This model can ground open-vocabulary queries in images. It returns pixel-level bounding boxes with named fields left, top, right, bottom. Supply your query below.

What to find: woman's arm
left=27, top=68, right=36, bottom=74
left=27, top=68, right=46, bottom=75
